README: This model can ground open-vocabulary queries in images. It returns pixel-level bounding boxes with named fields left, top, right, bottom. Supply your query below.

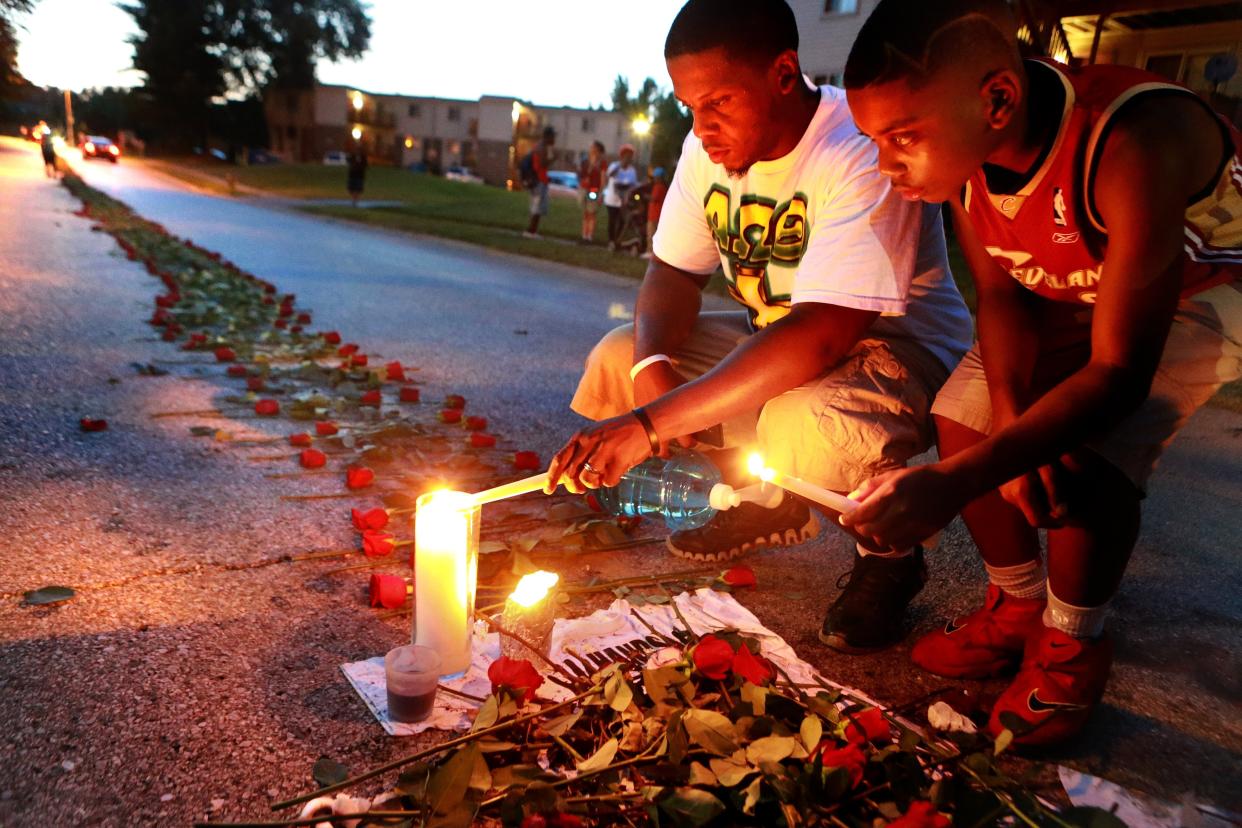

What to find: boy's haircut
left=844, top=0, right=1020, bottom=90
left=665, top=0, right=799, bottom=67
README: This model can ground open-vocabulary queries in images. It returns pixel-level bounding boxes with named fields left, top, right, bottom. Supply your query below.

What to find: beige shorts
left=570, top=311, right=952, bottom=493
left=931, top=281, right=1242, bottom=490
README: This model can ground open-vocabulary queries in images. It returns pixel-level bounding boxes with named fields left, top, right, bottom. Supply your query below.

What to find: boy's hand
left=840, top=465, right=965, bottom=551
left=999, top=462, right=1070, bottom=528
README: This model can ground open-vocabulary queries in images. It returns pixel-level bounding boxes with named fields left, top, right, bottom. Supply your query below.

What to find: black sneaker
left=819, top=548, right=926, bottom=654
left=666, top=496, right=820, bottom=562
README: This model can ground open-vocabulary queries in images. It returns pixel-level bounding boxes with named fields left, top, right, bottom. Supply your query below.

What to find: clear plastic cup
left=384, top=644, right=441, bottom=723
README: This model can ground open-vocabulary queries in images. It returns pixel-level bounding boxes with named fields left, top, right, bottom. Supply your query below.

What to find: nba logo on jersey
left=1052, top=187, right=1068, bottom=227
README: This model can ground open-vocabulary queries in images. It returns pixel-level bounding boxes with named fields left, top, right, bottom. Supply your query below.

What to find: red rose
left=351, top=354, right=368, bottom=367
left=150, top=308, right=170, bottom=326
left=262, top=296, right=275, bottom=306
left=296, top=312, right=311, bottom=324
left=361, top=530, right=395, bottom=557
left=438, top=409, right=462, bottom=424
left=813, top=741, right=866, bottom=788
left=487, top=656, right=544, bottom=704
left=385, top=361, right=405, bottom=381
left=585, top=492, right=603, bottom=512
left=338, top=343, right=359, bottom=356
left=79, top=418, right=108, bottom=432
left=289, top=433, right=312, bottom=447
left=691, top=634, right=734, bottom=681
left=399, top=386, right=420, bottom=403
left=263, top=283, right=277, bottom=294
left=369, top=573, right=407, bottom=609
left=161, top=329, right=177, bottom=341
left=290, top=325, right=303, bottom=334
left=465, top=416, right=487, bottom=431
left=300, top=449, right=326, bottom=468
left=845, top=707, right=891, bottom=745
left=278, top=305, right=293, bottom=318
left=443, top=394, right=466, bottom=409
left=886, top=801, right=951, bottom=828
left=254, top=399, right=279, bottom=416
left=322, top=331, right=342, bottom=345
left=731, top=643, right=775, bottom=686
left=469, top=433, right=497, bottom=448
left=273, top=318, right=288, bottom=329
left=351, top=507, right=389, bottom=532
left=522, top=815, right=583, bottom=828
left=246, top=376, right=265, bottom=392
left=226, top=365, right=247, bottom=377
left=315, top=421, right=339, bottom=436
left=214, top=347, right=236, bottom=362
left=346, top=466, right=375, bottom=489
left=512, top=451, right=540, bottom=471
left=721, top=565, right=757, bottom=588
left=359, top=389, right=381, bottom=407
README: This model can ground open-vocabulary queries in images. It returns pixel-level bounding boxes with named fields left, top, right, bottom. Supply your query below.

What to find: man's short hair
left=665, top=0, right=799, bottom=67
left=844, top=0, right=1019, bottom=90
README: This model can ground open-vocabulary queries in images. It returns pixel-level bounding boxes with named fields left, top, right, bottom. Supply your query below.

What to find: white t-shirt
left=604, top=161, right=639, bottom=208
left=653, top=85, right=972, bottom=370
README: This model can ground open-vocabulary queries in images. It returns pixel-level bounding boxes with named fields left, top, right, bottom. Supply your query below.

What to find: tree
left=611, top=74, right=658, bottom=119
left=1, top=0, right=34, bottom=100
left=611, top=75, right=692, bottom=168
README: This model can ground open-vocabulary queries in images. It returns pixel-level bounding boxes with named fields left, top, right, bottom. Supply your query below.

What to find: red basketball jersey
left=962, top=59, right=1242, bottom=305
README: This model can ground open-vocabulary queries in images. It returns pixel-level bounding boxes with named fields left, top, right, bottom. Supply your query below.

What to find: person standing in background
left=642, top=165, right=669, bottom=260
left=39, top=123, right=57, bottom=178
left=604, top=143, right=639, bottom=251
left=346, top=145, right=367, bottom=207
left=578, top=141, right=607, bottom=244
left=524, top=126, right=557, bottom=238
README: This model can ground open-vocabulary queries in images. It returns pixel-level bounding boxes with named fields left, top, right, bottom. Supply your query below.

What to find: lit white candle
left=472, top=472, right=549, bottom=506
left=747, top=453, right=858, bottom=515
left=499, top=570, right=560, bottom=660
left=414, top=490, right=480, bottom=676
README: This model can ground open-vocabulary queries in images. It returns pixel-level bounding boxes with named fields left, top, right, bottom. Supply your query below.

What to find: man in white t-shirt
left=546, top=0, right=973, bottom=653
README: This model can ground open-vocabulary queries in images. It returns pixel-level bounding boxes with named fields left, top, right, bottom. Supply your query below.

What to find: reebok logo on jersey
left=1052, top=232, right=1080, bottom=244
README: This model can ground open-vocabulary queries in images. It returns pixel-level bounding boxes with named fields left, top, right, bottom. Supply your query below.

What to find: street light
left=352, top=126, right=363, bottom=141
left=631, top=115, right=651, bottom=136
left=351, top=91, right=364, bottom=111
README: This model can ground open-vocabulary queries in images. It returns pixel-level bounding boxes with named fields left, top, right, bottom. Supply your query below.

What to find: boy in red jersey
left=841, top=0, right=1242, bottom=746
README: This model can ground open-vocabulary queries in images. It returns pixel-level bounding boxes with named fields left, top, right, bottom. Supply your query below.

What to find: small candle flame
left=746, top=452, right=775, bottom=482
left=509, top=570, right=559, bottom=608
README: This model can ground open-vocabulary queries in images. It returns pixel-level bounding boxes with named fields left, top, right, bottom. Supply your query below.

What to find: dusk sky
left=14, top=0, right=682, bottom=108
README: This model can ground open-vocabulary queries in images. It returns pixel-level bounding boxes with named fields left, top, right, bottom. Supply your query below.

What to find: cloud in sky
left=15, top=0, right=681, bottom=107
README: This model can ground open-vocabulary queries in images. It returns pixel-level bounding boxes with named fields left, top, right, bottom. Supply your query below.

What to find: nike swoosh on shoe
left=1026, top=689, right=1088, bottom=713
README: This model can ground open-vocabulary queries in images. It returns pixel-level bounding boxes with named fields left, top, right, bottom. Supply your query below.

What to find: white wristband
left=629, top=353, right=672, bottom=382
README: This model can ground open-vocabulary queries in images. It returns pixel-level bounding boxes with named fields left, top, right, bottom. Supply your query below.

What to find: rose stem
left=269, top=686, right=601, bottom=811
left=473, top=611, right=579, bottom=685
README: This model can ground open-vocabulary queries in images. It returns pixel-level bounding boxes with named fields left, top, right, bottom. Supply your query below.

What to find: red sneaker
left=987, top=625, right=1113, bottom=747
left=911, top=585, right=1045, bottom=678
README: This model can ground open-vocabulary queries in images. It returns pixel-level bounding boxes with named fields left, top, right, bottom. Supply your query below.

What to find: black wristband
left=631, top=407, right=661, bottom=456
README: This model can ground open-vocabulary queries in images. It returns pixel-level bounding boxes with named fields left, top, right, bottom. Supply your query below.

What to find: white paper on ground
left=1059, top=766, right=1240, bottom=828
left=342, top=587, right=879, bottom=736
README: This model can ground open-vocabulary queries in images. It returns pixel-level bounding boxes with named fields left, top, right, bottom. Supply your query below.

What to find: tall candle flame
left=746, top=452, right=775, bottom=482
left=509, top=570, right=559, bottom=607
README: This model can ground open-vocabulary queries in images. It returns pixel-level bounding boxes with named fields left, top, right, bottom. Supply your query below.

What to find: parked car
left=323, top=150, right=348, bottom=166
left=546, top=170, right=579, bottom=197
left=444, top=165, right=484, bottom=185
left=81, top=135, right=120, bottom=163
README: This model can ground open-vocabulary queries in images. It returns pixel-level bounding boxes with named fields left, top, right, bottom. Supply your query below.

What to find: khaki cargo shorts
left=931, top=281, right=1242, bottom=490
left=570, top=310, right=952, bottom=494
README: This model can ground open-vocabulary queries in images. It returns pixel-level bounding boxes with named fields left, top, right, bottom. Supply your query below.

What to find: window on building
left=825, top=0, right=858, bottom=14
left=408, top=103, right=421, bottom=118
left=447, top=106, right=461, bottom=122
left=581, top=117, right=593, bottom=132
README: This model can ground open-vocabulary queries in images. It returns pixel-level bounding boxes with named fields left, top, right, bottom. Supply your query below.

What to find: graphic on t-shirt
left=703, top=184, right=810, bottom=327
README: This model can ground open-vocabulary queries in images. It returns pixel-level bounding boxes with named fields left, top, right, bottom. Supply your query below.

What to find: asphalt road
left=0, top=138, right=1239, bottom=825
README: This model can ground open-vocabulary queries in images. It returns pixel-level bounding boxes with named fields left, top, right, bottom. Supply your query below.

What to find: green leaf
left=311, top=756, right=348, bottom=788
left=740, top=682, right=767, bottom=717
left=687, top=761, right=717, bottom=787
left=745, top=735, right=796, bottom=765
left=469, top=750, right=492, bottom=792
left=472, top=696, right=499, bottom=732
left=993, top=727, right=1014, bottom=756
left=741, top=776, right=763, bottom=815
left=605, top=671, right=635, bottom=712
left=682, top=709, right=739, bottom=757
left=576, top=737, right=619, bottom=773
left=708, top=752, right=753, bottom=787
left=489, top=764, right=557, bottom=792
left=799, top=714, right=823, bottom=753
left=23, top=586, right=75, bottom=606
left=658, top=787, right=726, bottom=827
left=539, top=709, right=582, bottom=738
left=424, top=743, right=480, bottom=819
left=395, top=762, right=431, bottom=796
left=644, top=593, right=670, bottom=605
left=478, top=739, right=519, bottom=754
left=188, top=426, right=215, bottom=436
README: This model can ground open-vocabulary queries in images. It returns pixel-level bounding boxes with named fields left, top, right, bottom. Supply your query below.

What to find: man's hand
left=545, top=412, right=654, bottom=495
left=840, top=464, right=967, bottom=551
left=633, top=361, right=697, bottom=448
left=998, top=462, right=1071, bottom=528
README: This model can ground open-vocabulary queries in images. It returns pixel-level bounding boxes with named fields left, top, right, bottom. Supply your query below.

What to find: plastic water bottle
left=595, top=451, right=740, bottom=531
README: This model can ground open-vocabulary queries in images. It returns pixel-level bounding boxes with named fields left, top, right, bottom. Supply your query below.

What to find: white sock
left=985, top=559, right=1046, bottom=601
left=857, top=542, right=914, bottom=559
left=1043, top=587, right=1109, bottom=639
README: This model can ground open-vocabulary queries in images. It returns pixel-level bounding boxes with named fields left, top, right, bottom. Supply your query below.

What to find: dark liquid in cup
left=387, top=687, right=436, bottom=723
